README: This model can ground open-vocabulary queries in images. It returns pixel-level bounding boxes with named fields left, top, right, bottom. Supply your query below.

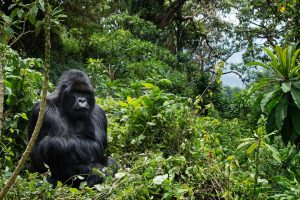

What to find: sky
left=219, top=10, right=245, bottom=88
left=221, top=51, right=245, bottom=88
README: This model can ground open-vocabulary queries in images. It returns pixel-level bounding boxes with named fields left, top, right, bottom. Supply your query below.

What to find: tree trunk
left=0, top=0, right=51, bottom=198
left=157, top=0, right=187, bottom=28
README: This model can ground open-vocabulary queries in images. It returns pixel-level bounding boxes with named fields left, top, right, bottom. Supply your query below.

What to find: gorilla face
left=60, top=78, right=95, bottom=120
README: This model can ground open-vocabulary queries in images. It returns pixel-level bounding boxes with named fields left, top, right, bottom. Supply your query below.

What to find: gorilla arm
left=28, top=101, right=107, bottom=179
left=28, top=100, right=62, bottom=173
left=37, top=135, right=105, bottom=166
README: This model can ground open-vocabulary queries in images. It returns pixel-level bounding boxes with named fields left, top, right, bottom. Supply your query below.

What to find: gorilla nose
left=78, top=97, right=87, bottom=107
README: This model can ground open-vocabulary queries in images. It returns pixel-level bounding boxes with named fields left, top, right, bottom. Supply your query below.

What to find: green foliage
left=97, top=83, right=193, bottom=155
left=237, top=117, right=281, bottom=199
left=0, top=1, right=43, bottom=44
left=89, top=29, right=173, bottom=80
left=2, top=1, right=300, bottom=199
left=0, top=45, right=45, bottom=168
left=249, top=44, right=300, bottom=145
left=99, top=13, right=164, bottom=44
left=269, top=169, right=300, bottom=199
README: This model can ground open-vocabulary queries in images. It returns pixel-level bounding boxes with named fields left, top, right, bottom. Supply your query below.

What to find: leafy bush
left=99, top=13, right=164, bottom=44
left=88, top=29, right=174, bottom=81
left=0, top=44, right=45, bottom=168
left=97, top=82, right=193, bottom=155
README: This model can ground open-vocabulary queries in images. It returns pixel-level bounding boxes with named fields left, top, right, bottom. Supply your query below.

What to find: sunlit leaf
left=153, top=174, right=168, bottom=185
left=291, top=49, right=300, bottom=68
left=264, top=143, right=281, bottom=163
left=127, top=96, right=134, bottom=105
left=279, top=6, right=285, bottom=13
left=291, top=87, right=300, bottom=109
left=246, top=142, right=258, bottom=155
left=142, top=82, right=155, bottom=89
left=69, top=187, right=79, bottom=194
left=21, top=113, right=28, bottom=120
left=261, top=90, right=277, bottom=112
left=115, top=172, right=126, bottom=179
left=281, top=82, right=291, bottom=93
left=8, top=3, right=16, bottom=10
left=57, top=181, right=63, bottom=187
left=226, top=155, right=235, bottom=162
left=38, top=0, right=45, bottom=11
left=28, top=5, right=38, bottom=25
left=264, top=47, right=278, bottom=65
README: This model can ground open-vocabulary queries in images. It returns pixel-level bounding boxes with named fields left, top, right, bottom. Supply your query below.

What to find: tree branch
left=222, top=70, right=249, bottom=86
left=157, top=0, right=187, bottom=28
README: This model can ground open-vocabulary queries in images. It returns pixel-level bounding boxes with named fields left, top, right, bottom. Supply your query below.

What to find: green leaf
left=10, top=8, right=19, bottom=18
left=17, top=8, right=24, bottom=18
left=266, top=95, right=282, bottom=114
left=21, top=113, right=28, bottom=120
left=118, top=100, right=128, bottom=107
left=291, top=87, right=300, bottom=109
left=281, top=47, right=288, bottom=71
left=291, top=107, right=300, bottom=135
left=292, top=82, right=300, bottom=90
left=35, top=20, right=44, bottom=30
left=69, top=188, right=79, bottom=194
left=247, top=142, right=258, bottom=155
left=1, top=14, right=12, bottom=23
left=226, top=155, right=235, bottom=162
left=57, top=181, right=62, bottom=187
left=264, top=47, right=278, bottom=65
left=142, top=82, right=155, bottom=89
left=264, top=143, right=281, bottom=163
left=127, top=96, right=134, bottom=105
left=4, top=27, right=14, bottom=39
left=261, top=90, right=277, bottom=112
left=291, top=48, right=300, bottom=68
left=28, top=5, right=38, bottom=25
left=38, top=0, right=45, bottom=12
left=246, top=61, right=269, bottom=70
left=275, top=95, right=288, bottom=130
left=236, top=141, right=252, bottom=150
left=8, top=3, right=16, bottom=10
left=281, top=82, right=291, bottom=93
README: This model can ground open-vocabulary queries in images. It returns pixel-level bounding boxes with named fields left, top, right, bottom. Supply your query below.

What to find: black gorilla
left=28, top=69, right=117, bottom=187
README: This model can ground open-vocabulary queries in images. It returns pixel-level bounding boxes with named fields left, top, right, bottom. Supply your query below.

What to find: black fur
left=28, top=69, right=117, bottom=188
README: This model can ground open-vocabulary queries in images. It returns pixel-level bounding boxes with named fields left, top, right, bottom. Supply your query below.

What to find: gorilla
left=28, top=69, right=117, bottom=188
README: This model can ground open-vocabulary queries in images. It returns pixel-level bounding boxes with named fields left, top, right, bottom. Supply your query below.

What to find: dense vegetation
left=1, top=0, right=300, bottom=199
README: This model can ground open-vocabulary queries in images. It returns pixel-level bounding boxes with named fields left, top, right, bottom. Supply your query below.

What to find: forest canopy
left=1, top=0, right=300, bottom=199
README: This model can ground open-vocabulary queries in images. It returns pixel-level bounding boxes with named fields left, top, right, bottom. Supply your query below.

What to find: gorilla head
left=58, top=70, right=95, bottom=120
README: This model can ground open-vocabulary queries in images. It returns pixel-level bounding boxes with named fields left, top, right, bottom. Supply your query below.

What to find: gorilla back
left=28, top=69, right=117, bottom=187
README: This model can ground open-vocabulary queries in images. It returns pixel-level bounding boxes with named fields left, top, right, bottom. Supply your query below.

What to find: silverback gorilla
left=28, top=69, right=117, bottom=188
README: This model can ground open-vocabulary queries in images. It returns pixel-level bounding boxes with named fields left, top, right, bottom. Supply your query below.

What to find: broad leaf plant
left=249, top=43, right=300, bottom=145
